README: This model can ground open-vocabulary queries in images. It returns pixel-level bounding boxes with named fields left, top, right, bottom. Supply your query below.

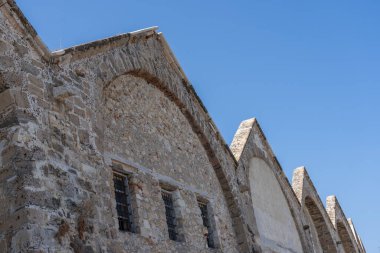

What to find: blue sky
left=16, top=0, right=379, bottom=251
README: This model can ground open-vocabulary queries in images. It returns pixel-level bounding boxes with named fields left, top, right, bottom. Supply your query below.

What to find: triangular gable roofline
left=292, top=166, right=355, bottom=243
left=231, top=117, right=292, bottom=190
left=0, top=0, right=50, bottom=60
left=326, top=195, right=361, bottom=253
left=2, top=2, right=257, bottom=249
left=0, top=1, right=162, bottom=63
left=292, top=167, right=342, bottom=252
left=327, top=195, right=353, bottom=228
left=1, top=0, right=238, bottom=167
left=230, top=118, right=307, bottom=217
left=231, top=118, right=313, bottom=252
left=231, top=118, right=279, bottom=166
left=1, top=2, right=366, bottom=252
left=348, top=218, right=367, bottom=253
left=232, top=119, right=362, bottom=252
left=230, top=117, right=257, bottom=161
left=292, top=166, right=325, bottom=205
left=292, top=166, right=336, bottom=229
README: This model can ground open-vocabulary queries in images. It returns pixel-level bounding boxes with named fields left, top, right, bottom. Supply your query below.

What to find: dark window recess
left=161, top=190, right=177, bottom=241
left=113, top=173, right=134, bottom=232
left=199, top=202, right=215, bottom=248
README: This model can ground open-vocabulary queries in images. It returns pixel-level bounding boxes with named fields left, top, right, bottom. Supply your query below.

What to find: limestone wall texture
left=0, top=1, right=366, bottom=253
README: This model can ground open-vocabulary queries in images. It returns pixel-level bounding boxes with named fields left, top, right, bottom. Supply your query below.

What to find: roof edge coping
left=1, top=0, right=51, bottom=61
left=51, top=26, right=159, bottom=57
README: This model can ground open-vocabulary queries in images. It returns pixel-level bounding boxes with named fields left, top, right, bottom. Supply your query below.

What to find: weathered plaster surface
left=249, top=157, right=303, bottom=253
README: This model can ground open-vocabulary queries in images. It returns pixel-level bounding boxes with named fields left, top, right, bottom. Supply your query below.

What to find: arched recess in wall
left=249, top=157, right=303, bottom=253
left=101, top=70, right=246, bottom=249
left=304, top=196, right=338, bottom=253
left=337, top=221, right=356, bottom=253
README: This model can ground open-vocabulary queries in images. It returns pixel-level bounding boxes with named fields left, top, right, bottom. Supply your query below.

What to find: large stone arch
left=304, top=196, right=338, bottom=253
left=293, top=167, right=339, bottom=253
left=230, top=118, right=310, bottom=253
left=337, top=222, right=356, bottom=253
left=248, top=157, right=303, bottom=253
left=101, top=69, right=236, bottom=194
left=99, top=68, right=249, bottom=250
left=53, top=29, right=257, bottom=250
left=326, top=196, right=360, bottom=253
left=102, top=72, right=219, bottom=186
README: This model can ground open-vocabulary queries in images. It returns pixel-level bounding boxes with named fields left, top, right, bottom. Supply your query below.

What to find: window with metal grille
left=113, top=172, right=134, bottom=233
left=198, top=201, right=215, bottom=248
left=161, top=190, right=178, bottom=241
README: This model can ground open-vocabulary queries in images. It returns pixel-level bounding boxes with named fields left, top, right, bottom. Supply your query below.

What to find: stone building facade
left=0, top=1, right=366, bottom=252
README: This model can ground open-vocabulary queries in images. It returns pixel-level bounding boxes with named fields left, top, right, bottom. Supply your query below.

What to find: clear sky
left=16, top=0, right=379, bottom=251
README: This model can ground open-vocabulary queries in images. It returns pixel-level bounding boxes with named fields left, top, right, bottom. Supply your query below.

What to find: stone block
left=53, top=85, right=80, bottom=101
left=74, top=107, right=86, bottom=118
left=27, top=82, right=44, bottom=98
left=0, top=40, right=9, bottom=53
left=13, top=90, right=30, bottom=108
left=21, top=62, right=40, bottom=76
left=12, top=41, right=29, bottom=57
left=0, top=56, right=14, bottom=69
left=68, top=113, right=80, bottom=125
left=28, top=74, right=44, bottom=89
left=0, top=89, right=15, bottom=112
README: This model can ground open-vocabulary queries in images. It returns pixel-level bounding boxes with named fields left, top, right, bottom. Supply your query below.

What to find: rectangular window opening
left=113, top=172, right=135, bottom=233
left=198, top=201, right=215, bottom=248
left=161, top=189, right=178, bottom=241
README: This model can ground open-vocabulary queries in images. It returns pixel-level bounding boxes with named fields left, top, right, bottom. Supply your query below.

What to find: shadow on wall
left=304, top=197, right=337, bottom=253
left=337, top=222, right=356, bottom=253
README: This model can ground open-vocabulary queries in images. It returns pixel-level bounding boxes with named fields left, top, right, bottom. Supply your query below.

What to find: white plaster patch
left=253, top=132, right=265, bottom=153
left=249, top=157, right=303, bottom=253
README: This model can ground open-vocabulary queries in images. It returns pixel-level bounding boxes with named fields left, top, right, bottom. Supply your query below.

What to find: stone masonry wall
left=0, top=1, right=244, bottom=252
left=231, top=119, right=365, bottom=253
left=0, top=1, right=366, bottom=253
left=0, top=2, right=55, bottom=251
